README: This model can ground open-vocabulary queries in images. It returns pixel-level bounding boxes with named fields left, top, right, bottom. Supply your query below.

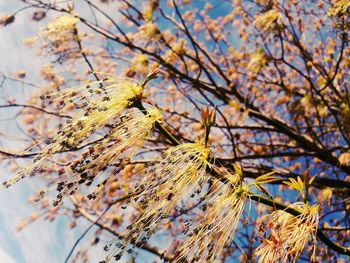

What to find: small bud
left=141, top=65, right=160, bottom=87
left=339, top=152, right=350, bottom=167
left=32, top=11, right=46, bottom=21
left=200, top=106, right=216, bottom=127
left=16, top=70, right=26, bottom=78
left=0, top=15, right=15, bottom=27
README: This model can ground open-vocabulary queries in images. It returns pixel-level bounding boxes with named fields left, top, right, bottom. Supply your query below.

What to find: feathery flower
left=51, top=107, right=163, bottom=204
left=104, top=140, right=210, bottom=261
left=46, top=77, right=144, bottom=151
left=2, top=74, right=151, bottom=189
left=172, top=179, right=249, bottom=262
left=256, top=202, right=319, bottom=263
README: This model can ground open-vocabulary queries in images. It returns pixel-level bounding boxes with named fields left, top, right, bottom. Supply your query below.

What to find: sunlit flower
left=104, top=140, right=210, bottom=261
left=256, top=202, right=319, bottom=263
left=327, top=0, right=350, bottom=18
left=327, top=0, right=350, bottom=30
left=164, top=39, right=186, bottom=64
left=51, top=107, right=163, bottom=204
left=172, top=179, right=249, bottom=262
left=2, top=75, right=150, bottom=189
left=48, top=77, right=144, bottom=150
left=339, top=152, right=350, bottom=166
left=41, top=14, right=79, bottom=41
left=39, top=14, right=80, bottom=62
left=247, top=48, right=268, bottom=74
left=142, top=0, right=159, bottom=21
left=138, top=22, right=161, bottom=41
left=253, top=9, right=282, bottom=32
left=128, top=54, right=149, bottom=75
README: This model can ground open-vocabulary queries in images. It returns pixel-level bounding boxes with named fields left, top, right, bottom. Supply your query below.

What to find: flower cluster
left=327, top=0, right=350, bottom=31
left=3, top=67, right=324, bottom=262
left=39, top=14, right=80, bottom=62
left=45, top=77, right=144, bottom=151
left=253, top=9, right=282, bottom=32
left=327, top=0, right=350, bottom=18
left=138, top=22, right=161, bottom=41
left=247, top=48, right=268, bottom=75
left=2, top=74, right=151, bottom=194
left=256, top=202, right=319, bottom=263
left=103, top=140, right=211, bottom=261
left=51, top=107, right=162, bottom=205
left=172, top=179, right=249, bottom=262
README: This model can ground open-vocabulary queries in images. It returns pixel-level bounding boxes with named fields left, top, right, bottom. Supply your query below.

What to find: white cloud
left=0, top=248, right=18, bottom=263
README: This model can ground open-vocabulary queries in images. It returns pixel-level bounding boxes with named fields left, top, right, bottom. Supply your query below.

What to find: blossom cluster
left=40, top=14, right=80, bottom=62
left=3, top=69, right=321, bottom=262
left=2, top=71, right=158, bottom=200
left=256, top=203, right=319, bottom=263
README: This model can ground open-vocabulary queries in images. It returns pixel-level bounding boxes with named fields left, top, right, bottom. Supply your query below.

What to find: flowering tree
left=1, top=0, right=350, bottom=262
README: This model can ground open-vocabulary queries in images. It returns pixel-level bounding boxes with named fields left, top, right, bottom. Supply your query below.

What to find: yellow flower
left=253, top=9, right=281, bottom=32
left=327, top=0, right=350, bottom=17
left=256, top=202, right=319, bottom=263
left=339, top=152, right=350, bottom=166
left=130, top=54, right=149, bottom=74
left=104, top=140, right=210, bottom=261
left=164, top=39, right=186, bottom=64
left=327, top=0, right=350, bottom=30
left=51, top=107, right=163, bottom=204
left=142, top=0, right=159, bottom=21
left=2, top=76, right=147, bottom=189
left=41, top=14, right=79, bottom=41
left=47, top=77, right=145, bottom=150
left=172, top=180, right=249, bottom=262
left=247, top=48, right=268, bottom=74
left=39, top=14, right=79, bottom=61
left=138, top=22, right=161, bottom=41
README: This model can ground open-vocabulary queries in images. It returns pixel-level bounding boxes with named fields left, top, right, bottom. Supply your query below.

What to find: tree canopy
left=0, top=0, right=350, bottom=262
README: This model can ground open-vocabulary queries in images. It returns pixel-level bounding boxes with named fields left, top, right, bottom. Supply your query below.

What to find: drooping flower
left=45, top=77, right=144, bottom=151
left=104, top=140, right=210, bottom=261
left=2, top=71, right=156, bottom=189
left=51, top=107, right=163, bottom=205
left=172, top=178, right=249, bottom=262
left=256, top=202, right=319, bottom=263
